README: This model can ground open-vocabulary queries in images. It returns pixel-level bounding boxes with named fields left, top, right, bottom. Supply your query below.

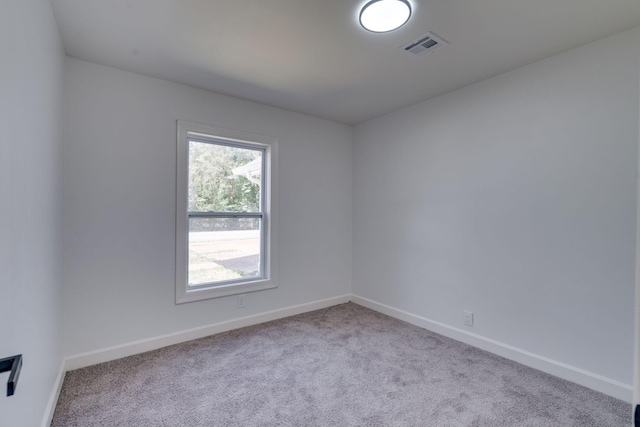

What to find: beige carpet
left=52, top=303, right=630, bottom=426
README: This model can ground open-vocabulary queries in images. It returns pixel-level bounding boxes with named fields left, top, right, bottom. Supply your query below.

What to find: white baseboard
left=41, top=360, right=66, bottom=427
left=350, top=294, right=633, bottom=403
left=64, top=294, right=351, bottom=371
left=43, top=292, right=630, bottom=424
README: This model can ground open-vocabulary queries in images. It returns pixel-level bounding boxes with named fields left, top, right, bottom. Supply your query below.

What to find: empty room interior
left=3, top=0, right=640, bottom=426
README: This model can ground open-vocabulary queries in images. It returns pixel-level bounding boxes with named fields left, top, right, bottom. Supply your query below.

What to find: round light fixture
left=359, top=0, right=412, bottom=33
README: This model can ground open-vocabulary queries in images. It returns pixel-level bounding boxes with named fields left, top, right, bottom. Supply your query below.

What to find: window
left=176, top=121, right=277, bottom=303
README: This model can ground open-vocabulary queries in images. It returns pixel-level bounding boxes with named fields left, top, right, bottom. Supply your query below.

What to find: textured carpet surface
left=52, top=303, right=630, bottom=426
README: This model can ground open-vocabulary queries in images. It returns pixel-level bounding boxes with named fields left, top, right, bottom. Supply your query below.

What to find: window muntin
left=176, top=121, right=277, bottom=303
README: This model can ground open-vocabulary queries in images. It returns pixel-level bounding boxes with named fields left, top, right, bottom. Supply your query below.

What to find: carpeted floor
left=51, top=303, right=630, bottom=426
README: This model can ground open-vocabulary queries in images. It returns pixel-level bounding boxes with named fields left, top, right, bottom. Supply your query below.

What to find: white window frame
left=176, top=120, right=278, bottom=304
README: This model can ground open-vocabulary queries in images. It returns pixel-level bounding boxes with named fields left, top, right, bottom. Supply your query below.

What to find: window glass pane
left=188, top=140, right=262, bottom=213
left=188, top=217, right=262, bottom=287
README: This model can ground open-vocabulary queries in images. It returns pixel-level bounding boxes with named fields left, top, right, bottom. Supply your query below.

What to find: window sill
left=175, top=279, right=277, bottom=304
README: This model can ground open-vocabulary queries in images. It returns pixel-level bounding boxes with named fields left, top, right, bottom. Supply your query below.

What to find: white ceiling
left=51, top=0, right=640, bottom=125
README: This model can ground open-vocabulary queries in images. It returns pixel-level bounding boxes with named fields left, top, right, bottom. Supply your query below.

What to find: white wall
left=353, top=27, right=640, bottom=387
left=61, top=58, right=353, bottom=356
left=0, top=1, right=64, bottom=426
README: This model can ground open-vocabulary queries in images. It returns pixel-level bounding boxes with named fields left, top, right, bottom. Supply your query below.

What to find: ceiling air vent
left=401, top=32, right=448, bottom=56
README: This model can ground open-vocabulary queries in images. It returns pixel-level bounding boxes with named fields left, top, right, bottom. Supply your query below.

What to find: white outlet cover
left=464, top=311, right=474, bottom=326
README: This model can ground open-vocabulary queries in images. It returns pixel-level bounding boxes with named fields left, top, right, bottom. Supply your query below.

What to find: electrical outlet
left=237, top=294, right=246, bottom=308
left=464, top=311, right=474, bottom=327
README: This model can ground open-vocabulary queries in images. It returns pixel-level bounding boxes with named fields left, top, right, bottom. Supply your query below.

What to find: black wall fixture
left=0, top=354, right=22, bottom=396
left=635, top=404, right=640, bottom=427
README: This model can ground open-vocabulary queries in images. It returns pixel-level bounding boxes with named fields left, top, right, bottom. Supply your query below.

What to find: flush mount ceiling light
left=359, top=0, right=412, bottom=33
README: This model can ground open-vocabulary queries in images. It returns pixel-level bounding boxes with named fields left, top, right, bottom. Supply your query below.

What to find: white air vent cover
left=401, top=32, right=448, bottom=56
